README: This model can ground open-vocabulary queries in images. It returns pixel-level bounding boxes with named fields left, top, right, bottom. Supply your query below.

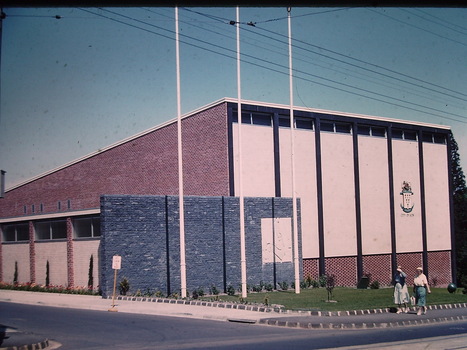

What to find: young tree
left=450, top=133, right=467, bottom=287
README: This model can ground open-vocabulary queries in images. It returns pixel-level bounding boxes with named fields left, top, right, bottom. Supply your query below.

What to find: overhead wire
left=82, top=8, right=466, bottom=124
left=413, top=8, right=467, bottom=33
left=77, top=7, right=467, bottom=124
left=367, top=8, right=467, bottom=48
left=403, top=8, right=467, bottom=36
left=250, top=24, right=467, bottom=102
left=179, top=7, right=467, bottom=102
left=171, top=7, right=464, bottom=110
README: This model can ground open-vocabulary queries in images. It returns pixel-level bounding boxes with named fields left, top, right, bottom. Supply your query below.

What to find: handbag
left=410, top=296, right=416, bottom=306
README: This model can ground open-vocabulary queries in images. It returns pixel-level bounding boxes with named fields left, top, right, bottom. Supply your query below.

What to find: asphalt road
left=1, top=301, right=467, bottom=349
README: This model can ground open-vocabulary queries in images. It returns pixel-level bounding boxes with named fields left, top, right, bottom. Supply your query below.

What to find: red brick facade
left=0, top=104, right=230, bottom=218
left=362, top=254, right=392, bottom=286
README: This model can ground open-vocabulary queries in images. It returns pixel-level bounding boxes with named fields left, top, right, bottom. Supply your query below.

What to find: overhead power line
left=178, top=7, right=467, bottom=103
left=250, top=25, right=467, bottom=102
left=160, top=7, right=464, bottom=111
left=368, top=8, right=467, bottom=48
left=76, top=7, right=466, bottom=124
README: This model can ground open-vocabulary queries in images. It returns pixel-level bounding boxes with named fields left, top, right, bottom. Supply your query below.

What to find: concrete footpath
left=0, top=290, right=466, bottom=349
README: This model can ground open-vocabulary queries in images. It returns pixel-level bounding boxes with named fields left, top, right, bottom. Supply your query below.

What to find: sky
left=1, top=7, right=466, bottom=189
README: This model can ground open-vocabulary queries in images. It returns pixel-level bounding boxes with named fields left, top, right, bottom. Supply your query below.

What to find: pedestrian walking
left=393, top=266, right=410, bottom=313
left=413, top=267, right=431, bottom=315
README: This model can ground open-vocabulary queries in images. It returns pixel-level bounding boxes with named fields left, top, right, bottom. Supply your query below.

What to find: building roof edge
left=5, top=97, right=450, bottom=192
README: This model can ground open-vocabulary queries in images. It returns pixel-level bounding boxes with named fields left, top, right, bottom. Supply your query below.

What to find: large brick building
left=0, top=98, right=455, bottom=292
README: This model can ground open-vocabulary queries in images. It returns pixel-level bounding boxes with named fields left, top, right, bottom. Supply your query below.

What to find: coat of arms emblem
left=400, top=181, right=414, bottom=213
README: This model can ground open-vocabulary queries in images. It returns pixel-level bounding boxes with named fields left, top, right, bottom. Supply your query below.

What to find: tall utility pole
left=288, top=7, right=300, bottom=294
left=0, top=9, right=5, bottom=128
left=175, top=7, right=187, bottom=299
left=236, top=7, right=247, bottom=299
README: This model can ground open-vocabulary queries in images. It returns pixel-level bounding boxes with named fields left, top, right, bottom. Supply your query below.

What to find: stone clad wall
left=100, top=195, right=300, bottom=297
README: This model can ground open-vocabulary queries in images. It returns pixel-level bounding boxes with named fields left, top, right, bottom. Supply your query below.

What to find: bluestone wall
left=100, top=195, right=301, bottom=297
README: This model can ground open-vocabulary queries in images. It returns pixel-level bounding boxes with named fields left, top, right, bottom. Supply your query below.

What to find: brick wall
left=325, top=256, right=358, bottom=286
left=362, top=254, right=392, bottom=286
left=1, top=243, right=30, bottom=283
left=35, top=241, right=68, bottom=286
left=0, top=103, right=230, bottom=218
left=99, top=195, right=299, bottom=297
left=73, top=240, right=100, bottom=288
left=427, top=251, right=452, bottom=287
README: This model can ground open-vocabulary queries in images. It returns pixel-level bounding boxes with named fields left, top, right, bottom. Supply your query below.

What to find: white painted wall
left=321, top=132, right=357, bottom=257
left=232, top=124, right=275, bottom=197
left=261, top=217, right=293, bottom=263
left=392, top=140, right=423, bottom=253
left=279, top=128, right=319, bottom=258
left=423, top=143, right=451, bottom=251
left=358, top=136, right=392, bottom=254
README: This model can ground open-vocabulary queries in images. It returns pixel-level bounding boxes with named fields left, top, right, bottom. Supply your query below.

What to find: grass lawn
left=208, top=287, right=466, bottom=312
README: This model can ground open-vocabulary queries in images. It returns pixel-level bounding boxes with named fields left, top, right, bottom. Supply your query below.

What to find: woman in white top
left=413, top=267, right=431, bottom=315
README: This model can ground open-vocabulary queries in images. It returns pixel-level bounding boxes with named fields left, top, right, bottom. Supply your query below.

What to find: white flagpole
left=288, top=7, right=300, bottom=294
left=175, top=7, right=187, bottom=299
left=236, top=7, right=247, bottom=299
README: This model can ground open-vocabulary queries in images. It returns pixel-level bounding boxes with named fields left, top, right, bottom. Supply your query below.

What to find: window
left=434, top=133, right=446, bottom=144
left=404, top=131, right=417, bottom=141
left=372, top=127, right=386, bottom=138
left=320, top=121, right=334, bottom=132
left=251, top=113, right=272, bottom=126
left=295, top=117, right=313, bottom=130
left=2, top=223, right=29, bottom=242
left=232, top=111, right=272, bottom=126
left=423, top=132, right=434, bottom=143
left=392, top=129, right=403, bottom=139
left=335, top=123, right=352, bottom=134
left=35, top=220, right=67, bottom=240
left=357, top=125, right=371, bottom=136
left=278, top=116, right=290, bottom=127
left=73, top=217, right=101, bottom=238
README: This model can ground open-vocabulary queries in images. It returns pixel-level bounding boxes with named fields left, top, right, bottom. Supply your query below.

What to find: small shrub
left=46, top=261, right=50, bottom=287
left=209, top=285, right=220, bottom=295
left=278, top=281, right=289, bottom=290
left=226, top=284, right=236, bottom=296
left=192, top=287, right=204, bottom=299
left=119, top=277, right=130, bottom=295
left=326, top=274, right=336, bottom=301
left=300, top=280, right=308, bottom=289
left=14, top=261, right=18, bottom=285
left=319, top=275, right=327, bottom=288
left=252, top=284, right=263, bottom=292
left=264, top=283, right=274, bottom=292
left=88, top=255, right=94, bottom=290
left=370, top=280, right=380, bottom=289
left=311, top=279, right=320, bottom=288
left=192, top=289, right=199, bottom=299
